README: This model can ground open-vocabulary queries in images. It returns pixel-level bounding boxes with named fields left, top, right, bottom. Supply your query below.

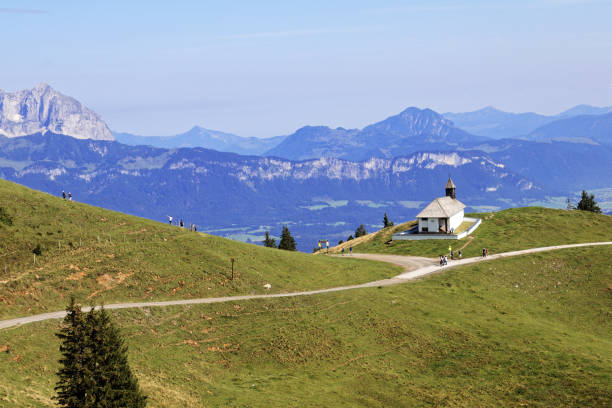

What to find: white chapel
left=416, top=178, right=465, bottom=234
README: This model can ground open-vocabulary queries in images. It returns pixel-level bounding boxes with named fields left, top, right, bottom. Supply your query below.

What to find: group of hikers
left=439, top=249, right=463, bottom=266
left=167, top=215, right=197, bottom=232
left=61, top=190, right=73, bottom=201
left=439, top=247, right=489, bottom=266
left=341, top=246, right=353, bottom=255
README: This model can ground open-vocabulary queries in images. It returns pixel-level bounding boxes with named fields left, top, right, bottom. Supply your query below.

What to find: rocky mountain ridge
left=0, top=83, right=113, bottom=141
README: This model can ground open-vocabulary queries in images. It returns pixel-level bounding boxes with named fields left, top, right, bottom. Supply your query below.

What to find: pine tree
left=354, top=224, right=367, bottom=238
left=263, top=231, right=276, bottom=248
left=84, top=307, right=147, bottom=407
left=383, top=213, right=394, bottom=228
left=55, top=300, right=147, bottom=408
left=277, top=225, right=297, bottom=251
left=347, top=235, right=354, bottom=241
left=55, top=297, right=90, bottom=408
left=576, top=190, right=601, bottom=213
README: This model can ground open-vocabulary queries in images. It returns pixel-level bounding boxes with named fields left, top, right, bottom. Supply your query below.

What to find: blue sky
left=2, top=0, right=611, bottom=137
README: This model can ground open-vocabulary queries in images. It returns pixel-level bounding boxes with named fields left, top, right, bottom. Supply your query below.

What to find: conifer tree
left=354, top=224, right=367, bottom=238
left=277, top=225, right=297, bottom=251
left=263, top=231, right=276, bottom=248
left=55, top=300, right=146, bottom=408
left=576, top=190, right=601, bottom=213
left=84, top=307, right=147, bottom=407
left=383, top=213, right=393, bottom=228
left=55, top=297, right=90, bottom=408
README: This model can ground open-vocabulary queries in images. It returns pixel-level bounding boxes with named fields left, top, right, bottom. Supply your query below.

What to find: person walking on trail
left=439, top=255, right=444, bottom=266
left=482, top=248, right=486, bottom=258
left=443, top=255, right=448, bottom=266
left=180, top=219, right=184, bottom=228
left=458, top=250, right=462, bottom=259
left=486, top=248, right=489, bottom=257
left=68, top=192, right=72, bottom=201
left=342, top=247, right=345, bottom=256
left=62, top=190, right=66, bottom=200
left=349, top=246, right=353, bottom=255
left=326, top=241, right=329, bottom=253
left=167, top=216, right=173, bottom=225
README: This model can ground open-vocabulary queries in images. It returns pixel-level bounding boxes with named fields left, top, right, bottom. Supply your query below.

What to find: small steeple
left=445, top=177, right=456, bottom=199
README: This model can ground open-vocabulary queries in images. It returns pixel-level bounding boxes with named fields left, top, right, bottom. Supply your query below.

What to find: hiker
left=193, top=225, right=197, bottom=232
left=68, top=192, right=72, bottom=201
left=349, top=246, right=353, bottom=255
left=439, top=255, right=444, bottom=266
left=179, top=219, right=184, bottom=228
left=443, top=255, right=448, bottom=266
left=458, top=250, right=462, bottom=259
left=482, top=248, right=486, bottom=258
left=341, top=248, right=345, bottom=256
left=486, top=248, right=489, bottom=257
left=450, top=250, right=454, bottom=260
left=326, top=241, right=329, bottom=253
left=62, top=190, right=66, bottom=200
left=168, top=216, right=173, bottom=225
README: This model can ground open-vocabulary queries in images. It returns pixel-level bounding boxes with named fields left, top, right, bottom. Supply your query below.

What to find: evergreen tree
left=84, top=307, right=147, bottom=407
left=338, top=240, right=344, bottom=245
left=383, top=213, right=394, bottom=228
left=576, top=190, right=601, bottom=213
left=55, top=297, right=89, bottom=408
left=347, top=235, right=354, bottom=241
left=354, top=224, right=367, bottom=238
left=277, top=225, right=297, bottom=251
left=55, top=300, right=147, bottom=408
left=263, top=231, right=276, bottom=248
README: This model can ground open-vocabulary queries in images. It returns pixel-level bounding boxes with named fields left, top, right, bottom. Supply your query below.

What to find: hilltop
left=331, top=206, right=612, bottom=257
left=0, top=179, right=399, bottom=319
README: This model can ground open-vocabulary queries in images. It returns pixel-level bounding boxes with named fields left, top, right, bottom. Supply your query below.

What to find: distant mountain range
left=526, top=112, right=612, bottom=145
left=1, top=133, right=611, bottom=250
left=444, top=105, right=612, bottom=139
left=1, top=84, right=611, bottom=249
left=0, top=84, right=113, bottom=140
left=266, top=108, right=489, bottom=161
left=114, top=127, right=286, bottom=156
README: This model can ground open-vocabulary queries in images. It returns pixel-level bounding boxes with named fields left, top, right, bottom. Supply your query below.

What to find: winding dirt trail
left=1, top=241, right=610, bottom=330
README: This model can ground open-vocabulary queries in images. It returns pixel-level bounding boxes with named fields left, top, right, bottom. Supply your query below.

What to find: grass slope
left=344, top=207, right=612, bottom=257
left=1, top=246, right=610, bottom=407
left=0, top=180, right=400, bottom=319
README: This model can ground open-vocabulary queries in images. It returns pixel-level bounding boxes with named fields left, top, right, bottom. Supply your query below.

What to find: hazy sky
left=2, top=0, right=611, bottom=137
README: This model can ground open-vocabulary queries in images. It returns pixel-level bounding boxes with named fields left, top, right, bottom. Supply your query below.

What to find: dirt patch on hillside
left=96, top=272, right=132, bottom=290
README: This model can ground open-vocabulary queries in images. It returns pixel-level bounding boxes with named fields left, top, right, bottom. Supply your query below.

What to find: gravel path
left=1, top=241, right=610, bottom=330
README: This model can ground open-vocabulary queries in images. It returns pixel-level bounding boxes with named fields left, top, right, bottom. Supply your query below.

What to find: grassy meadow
left=341, top=207, right=612, bottom=257
left=1, top=246, right=610, bottom=407
left=0, top=180, right=400, bottom=319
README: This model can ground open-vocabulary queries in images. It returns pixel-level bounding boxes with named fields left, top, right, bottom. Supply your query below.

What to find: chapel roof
left=445, top=177, right=456, bottom=189
left=416, top=196, right=465, bottom=218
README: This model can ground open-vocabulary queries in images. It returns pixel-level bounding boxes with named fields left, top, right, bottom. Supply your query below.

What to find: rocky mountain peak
left=0, top=84, right=113, bottom=141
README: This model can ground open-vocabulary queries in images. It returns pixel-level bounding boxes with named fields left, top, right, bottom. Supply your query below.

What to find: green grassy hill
left=1, top=179, right=611, bottom=407
left=342, top=207, right=612, bottom=257
left=1, top=246, right=610, bottom=407
left=0, top=179, right=399, bottom=319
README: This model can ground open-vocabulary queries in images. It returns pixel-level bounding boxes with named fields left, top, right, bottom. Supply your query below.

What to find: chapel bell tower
left=445, top=177, right=456, bottom=199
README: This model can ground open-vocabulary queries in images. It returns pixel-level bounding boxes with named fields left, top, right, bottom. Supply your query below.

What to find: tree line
left=263, top=225, right=297, bottom=251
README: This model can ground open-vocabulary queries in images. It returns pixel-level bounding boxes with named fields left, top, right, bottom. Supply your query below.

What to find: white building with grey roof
left=416, top=178, right=466, bottom=233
